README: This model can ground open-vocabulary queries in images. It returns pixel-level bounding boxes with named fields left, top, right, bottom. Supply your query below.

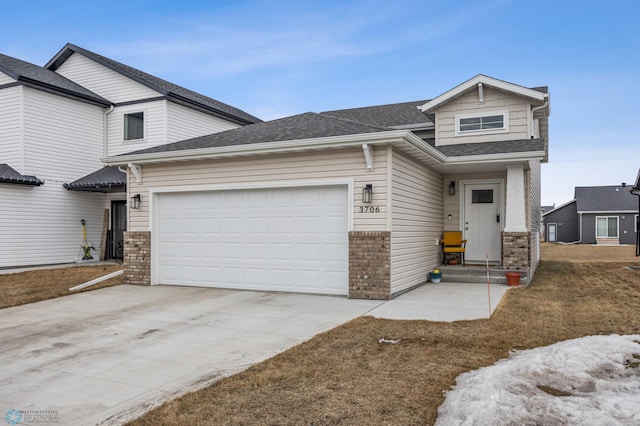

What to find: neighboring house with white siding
left=104, top=74, right=550, bottom=299
left=0, top=44, right=260, bottom=268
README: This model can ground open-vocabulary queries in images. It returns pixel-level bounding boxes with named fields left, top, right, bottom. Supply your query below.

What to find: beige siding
left=129, top=148, right=389, bottom=232
left=166, top=102, right=240, bottom=143
left=0, top=71, right=15, bottom=85
left=0, top=85, right=23, bottom=171
left=106, top=100, right=167, bottom=156
left=436, top=86, right=530, bottom=145
left=55, top=52, right=160, bottom=103
left=23, top=87, right=104, bottom=180
left=390, top=149, right=443, bottom=294
left=528, top=160, right=541, bottom=273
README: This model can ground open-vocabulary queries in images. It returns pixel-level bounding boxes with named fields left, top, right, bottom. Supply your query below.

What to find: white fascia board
left=542, top=199, right=576, bottom=216
left=443, top=150, right=546, bottom=165
left=576, top=210, right=638, bottom=214
left=419, top=75, right=547, bottom=113
left=103, top=130, right=444, bottom=166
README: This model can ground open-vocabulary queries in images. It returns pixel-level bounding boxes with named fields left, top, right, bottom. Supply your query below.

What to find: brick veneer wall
left=502, top=231, right=530, bottom=271
left=349, top=231, right=391, bottom=300
left=123, top=231, right=151, bottom=285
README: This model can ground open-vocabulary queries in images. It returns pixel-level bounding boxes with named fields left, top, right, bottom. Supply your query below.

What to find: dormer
left=418, top=75, right=550, bottom=161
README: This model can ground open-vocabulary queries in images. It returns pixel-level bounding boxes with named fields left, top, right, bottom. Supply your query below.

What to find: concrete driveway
left=0, top=285, right=382, bottom=425
left=0, top=282, right=509, bottom=425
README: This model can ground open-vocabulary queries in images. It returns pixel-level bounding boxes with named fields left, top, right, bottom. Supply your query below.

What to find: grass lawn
left=0, top=264, right=124, bottom=309
left=128, top=243, right=640, bottom=425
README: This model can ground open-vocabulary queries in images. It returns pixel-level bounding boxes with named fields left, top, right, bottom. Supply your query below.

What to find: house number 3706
left=359, top=206, right=380, bottom=213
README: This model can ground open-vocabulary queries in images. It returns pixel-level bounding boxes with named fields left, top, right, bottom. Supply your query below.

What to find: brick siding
left=502, top=231, right=530, bottom=271
left=348, top=231, right=391, bottom=299
left=123, top=231, right=151, bottom=285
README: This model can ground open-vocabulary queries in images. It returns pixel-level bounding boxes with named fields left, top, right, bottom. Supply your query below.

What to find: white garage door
left=156, top=185, right=349, bottom=295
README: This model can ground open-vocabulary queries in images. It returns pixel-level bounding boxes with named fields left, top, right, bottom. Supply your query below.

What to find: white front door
left=463, top=183, right=502, bottom=262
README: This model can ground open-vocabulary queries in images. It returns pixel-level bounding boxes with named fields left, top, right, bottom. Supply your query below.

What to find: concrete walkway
left=0, top=282, right=510, bottom=425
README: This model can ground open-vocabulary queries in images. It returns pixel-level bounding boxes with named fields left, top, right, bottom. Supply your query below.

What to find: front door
left=110, top=200, right=127, bottom=260
left=463, top=183, right=502, bottom=262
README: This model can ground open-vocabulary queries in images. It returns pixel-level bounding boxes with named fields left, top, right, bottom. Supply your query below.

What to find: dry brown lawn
left=129, top=243, right=640, bottom=425
left=0, top=264, right=124, bottom=309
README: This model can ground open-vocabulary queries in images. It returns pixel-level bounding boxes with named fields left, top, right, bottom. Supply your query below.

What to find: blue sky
left=2, top=0, right=639, bottom=206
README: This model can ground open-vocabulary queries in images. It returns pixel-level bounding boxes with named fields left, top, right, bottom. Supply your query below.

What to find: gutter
left=103, top=130, right=446, bottom=166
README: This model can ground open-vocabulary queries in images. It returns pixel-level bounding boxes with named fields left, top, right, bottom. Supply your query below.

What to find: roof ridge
left=319, top=111, right=394, bottom=131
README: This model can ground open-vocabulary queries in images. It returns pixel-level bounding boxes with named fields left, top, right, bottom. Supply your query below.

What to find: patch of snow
left=436, top=334, right=640, bottom=425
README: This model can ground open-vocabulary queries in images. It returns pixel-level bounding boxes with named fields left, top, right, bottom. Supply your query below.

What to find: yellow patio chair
left=442, top=231, right=467, bottom=266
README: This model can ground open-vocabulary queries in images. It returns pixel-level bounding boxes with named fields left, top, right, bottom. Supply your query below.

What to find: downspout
left=531, top=101, right=548, bottom=138
left=103, top=105, right=115, bottom=159
left=631, top=187, right=640, bottom=257
left=561, top=212, right=583, bottom=245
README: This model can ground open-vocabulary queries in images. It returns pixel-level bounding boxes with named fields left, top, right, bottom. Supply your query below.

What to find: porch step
left=437, top=265, right=508, bottom=285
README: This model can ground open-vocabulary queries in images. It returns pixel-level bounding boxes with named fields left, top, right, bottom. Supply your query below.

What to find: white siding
left=390, top=149, right=443, bottom=294
left=0, top=87, right=108, bottom=267
left=106, top=100, right=167, bottom=156
left=55, top=52, right=160, bottom=103
left=436, top=86, right=530, bottom=145
left=166, top=102, right=240, bottom=143
left=0, top=85, right=23, bottom=171
left=23, top=87, right=104, bottom=180
left=128, top=148, right=389, bottom=232
left=0, top=71, right=15, bottom=85
left=0, top=184, right=105, bottom=267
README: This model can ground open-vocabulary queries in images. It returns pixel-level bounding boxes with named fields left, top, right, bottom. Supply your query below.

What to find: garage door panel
left=156, top=186, right=348, bottom=295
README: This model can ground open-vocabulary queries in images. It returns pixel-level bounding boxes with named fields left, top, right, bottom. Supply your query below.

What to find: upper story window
left=455, top=111, right=508, bottom=136
left=124, top=112, right=144, bottom=141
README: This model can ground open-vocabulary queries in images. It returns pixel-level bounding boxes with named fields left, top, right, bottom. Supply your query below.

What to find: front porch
left=435, top=264, right=531, bottom=285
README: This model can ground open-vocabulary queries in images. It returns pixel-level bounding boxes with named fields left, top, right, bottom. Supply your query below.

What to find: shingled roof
left=46, top=43, right=261, bottom=125
left=435, top=139, right=545, bottom=157
left=321, top=100, right=432, bottom=128
left=123, top=112, right=389, bottom=156
left=0, top=164, right=44, bottom=186
left=0, top=54, right=109, bottom=105
left=575, top=186, right=637, bottom=212
left=64, top=166, right=126, bottom=193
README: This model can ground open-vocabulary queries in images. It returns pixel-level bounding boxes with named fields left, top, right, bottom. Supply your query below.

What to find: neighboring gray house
left=543, top=185, right=638, bottom=245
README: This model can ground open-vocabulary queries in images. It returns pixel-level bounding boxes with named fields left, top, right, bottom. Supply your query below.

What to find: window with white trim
left=455, top=111, right=508, bottom=136
left=596, top=216, right=618, bottom=238
left=124, top=112, right=144, bottom=141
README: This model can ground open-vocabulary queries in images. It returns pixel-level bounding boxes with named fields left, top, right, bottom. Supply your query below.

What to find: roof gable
left=575, top=186, right=637, bottom=212
left=419, top=74, right=548, bottom=113
left=0, top=53, right=109, bottom=105
left=46, top=43, right=261, bottom=125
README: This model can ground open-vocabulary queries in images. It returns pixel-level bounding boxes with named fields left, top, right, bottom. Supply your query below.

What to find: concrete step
left=436, top=266, right=509, bottom=284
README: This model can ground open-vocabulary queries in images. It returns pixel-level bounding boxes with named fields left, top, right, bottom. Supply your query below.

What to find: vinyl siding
left=55, top=52, right=160, bottom=103
left=106, top=100, right=167, bottom=156
left=390, top=149, right=443, bottom=294
left=0, top=71, right=15, bottom=85
left=23, top=87, right=104, bottom=180
left=544, top=202, right=579, bottom=243
left=0, top=183, right=105, bottom=267
left=128, top=148, right=389, bottom=232
left=528, top=160, right=541, bottom=273
left=0, top=85, right=23, bottom=171
left=166, top=102, right=240, bottom=143
left=436, top=86, right=530, bottom=145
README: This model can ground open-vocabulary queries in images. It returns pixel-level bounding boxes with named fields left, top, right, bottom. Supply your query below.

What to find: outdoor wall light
left=449, top=181, right=456, bottom=195
left=362, top=184, right=373, bottom=203
left=130, top=194, right=142, bottom=209
left=448, top=214, right=452, bottom=220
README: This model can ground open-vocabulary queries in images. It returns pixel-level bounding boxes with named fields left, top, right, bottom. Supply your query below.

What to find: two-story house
left=0, top=44, right=260, bottom=268
left=104, top=75, right=550, bottom=299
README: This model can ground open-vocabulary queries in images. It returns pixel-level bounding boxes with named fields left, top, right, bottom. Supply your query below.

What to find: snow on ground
left=436, top=335, right=640, bottom=425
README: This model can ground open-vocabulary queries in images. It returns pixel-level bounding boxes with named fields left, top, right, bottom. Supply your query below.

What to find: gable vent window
left=124, top=112, right=144, bottom=141
left=456, top=112, right=508, bottom=136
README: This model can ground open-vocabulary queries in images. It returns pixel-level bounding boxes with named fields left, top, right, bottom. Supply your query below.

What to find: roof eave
left=442, top=150, right=546, bottom=165
left=103, top=130, right=446, bottom=166
left=419, top=75, right=548, bottom=113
